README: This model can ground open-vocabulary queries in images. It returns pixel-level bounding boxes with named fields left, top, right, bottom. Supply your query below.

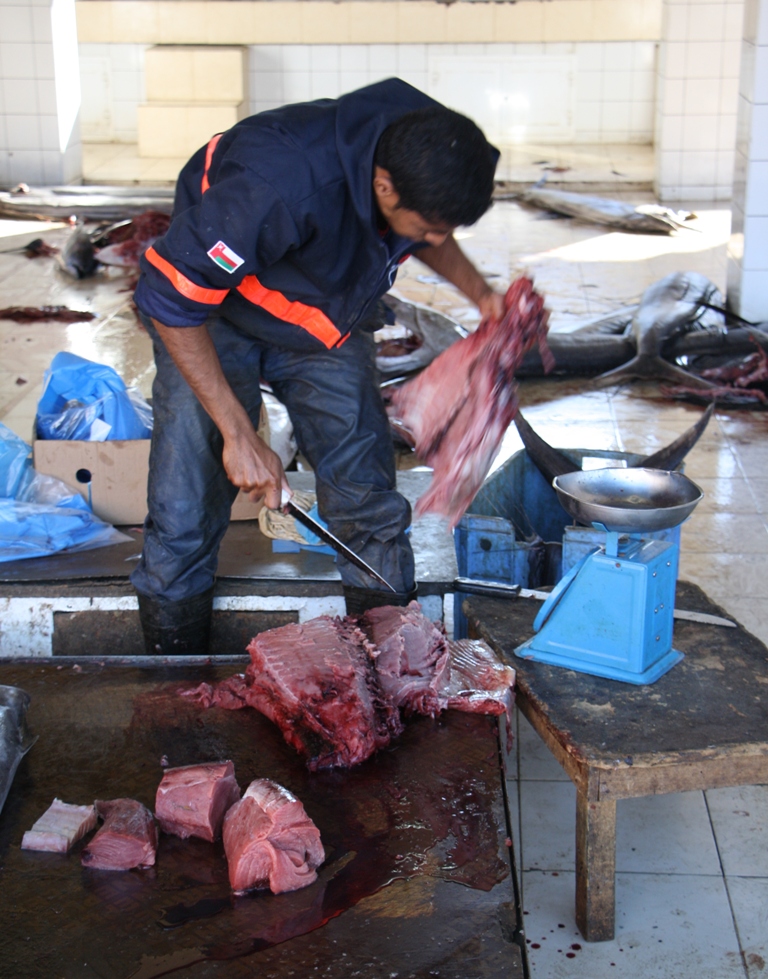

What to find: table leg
left=575, top=792, right=617, bottom=941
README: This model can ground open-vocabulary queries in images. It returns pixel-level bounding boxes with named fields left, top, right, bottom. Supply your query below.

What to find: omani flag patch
left=207, top=240, right=244, bottom=273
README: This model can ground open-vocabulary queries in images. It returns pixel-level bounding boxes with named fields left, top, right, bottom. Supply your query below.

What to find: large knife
left=453, top=577, right=737, bottom=628
left=281, top=489, right=397, bottom=593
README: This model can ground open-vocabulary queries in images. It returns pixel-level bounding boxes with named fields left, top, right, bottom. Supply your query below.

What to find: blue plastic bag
left=0, top=422, right=33, bottom=498
left=36, top=352, right=152, bottom=441
left=0, top=424, right=130, bottom=563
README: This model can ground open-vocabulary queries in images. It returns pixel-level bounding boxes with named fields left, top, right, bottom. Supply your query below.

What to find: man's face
left=373, top=167, right=455, bottom=247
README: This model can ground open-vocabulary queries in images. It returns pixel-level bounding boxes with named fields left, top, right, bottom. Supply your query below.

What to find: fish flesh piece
left=360, top=601, right=450, bottom=716
left=21, top=799, right=97, bottom=853
left=443, top=639, right=515, bottom=723
left=515, top=181, right=694, bottom=234
left=595, top=272, right=722, bottom=388
left=223, top=778, right=324, bottom=895
left=0, top=305, right=95, bottom=324
left=155, top=761, right=241, bottom=842
left=513, top=403, right=715, bottom=485
left=0, top=685, right=36, bottom=816
left=81, top=799, right=158, bottom=870
left=388, top=277, right=553, bottom=529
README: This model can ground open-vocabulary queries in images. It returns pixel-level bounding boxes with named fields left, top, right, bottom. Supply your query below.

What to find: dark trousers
left=131, top=315, right=415, bottom=603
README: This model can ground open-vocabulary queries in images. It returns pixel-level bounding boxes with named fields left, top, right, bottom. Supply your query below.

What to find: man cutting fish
left=132, top=77, right=502, bottom=656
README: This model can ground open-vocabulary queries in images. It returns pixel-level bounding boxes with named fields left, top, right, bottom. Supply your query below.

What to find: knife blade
left=282, top=490, right=397, bottom=593
left=453, top=577, right=737, bottom=628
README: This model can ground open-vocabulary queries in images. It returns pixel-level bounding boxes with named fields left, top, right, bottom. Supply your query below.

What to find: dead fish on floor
left=377, top=294, right=467, bottom=381
left=57, top=221, right=100, bottom=279
left=593, top=272, right=723, bottom=389
left=0, top=685, right=37, bottom=815
left=513, top=178, right=695, bottom=234
left=663, top=331, right=768, bottom=406
left=93, top=210, right=171, bottom=268
left=514, top=403, right=715, bottom=485
left=0, top=184, right=174, bottom=222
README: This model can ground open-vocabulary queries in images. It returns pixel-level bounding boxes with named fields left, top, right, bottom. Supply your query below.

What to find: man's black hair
left=375, top=107, right=497, bottom=227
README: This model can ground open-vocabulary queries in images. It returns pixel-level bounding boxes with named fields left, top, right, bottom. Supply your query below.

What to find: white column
left=727, top=0, right=768, bottom=320
left=654, top=0, right=744, bottom=202
left=0, top=0, right=82, bottom=187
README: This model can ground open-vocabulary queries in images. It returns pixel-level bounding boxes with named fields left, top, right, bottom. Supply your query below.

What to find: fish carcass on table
left=223, top=778, right=325, bottom=895
left=513, top=179, right=695, bottom=233
left=185, top=617, right=404, bottom=771
left=155, top=761, right=241, bottom=842
left=387, top=277, right=553, bottom=529
left=0, top=184, right=174, bottom=222
left=81, top=799, right=158, bottom=870
left=0, top=685, right=36, bottom=816
left=21, top=799, right=98, bottom=853
left=185, top=603, right=516, bottom=767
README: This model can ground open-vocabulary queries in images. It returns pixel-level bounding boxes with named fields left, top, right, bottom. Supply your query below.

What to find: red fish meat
left=21, top=798, right=97, bottom=853
left=81, top=798, right=157, bottom=870
left=155, top=760, right=240, bottom=842
left=223, top=778, right=324, bottom=895
left=360, top=601, right=450, bottom=716
left=388, top=277, right=553, bottom=528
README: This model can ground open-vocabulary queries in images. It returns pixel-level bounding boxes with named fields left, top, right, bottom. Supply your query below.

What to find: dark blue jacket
left=134, top=78, right=438, bottom=351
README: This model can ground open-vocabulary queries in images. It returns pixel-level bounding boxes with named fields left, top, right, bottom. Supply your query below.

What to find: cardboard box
left=33, top=439, right=263, bottom=527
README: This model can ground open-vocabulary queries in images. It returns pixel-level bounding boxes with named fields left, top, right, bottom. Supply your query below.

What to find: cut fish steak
left=360, top=601, right=450, bottom=716
left=21, top=798, right=97, bottom=853
left=223, top=778, right=324, bottom=895
left=388, top=277, right=553, bottom=528
left=81, top=798, right=157, bottom=871
left=155, top=760, right=241, bottom=842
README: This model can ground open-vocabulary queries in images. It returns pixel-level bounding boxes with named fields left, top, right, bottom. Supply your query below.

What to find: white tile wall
left=727, top=0, right=768, bottom=319
left=0, top=0, right=81, bottom=184
left=655, top=0, right=744, bottom=202
left=78, top=43, right=148, bottom=143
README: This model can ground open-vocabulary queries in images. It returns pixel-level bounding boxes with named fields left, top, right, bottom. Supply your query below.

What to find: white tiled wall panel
left=655, top=0, right=745, bottom=201
left=0, top=0, right=81, bottom=185
left=77, top=40, right=657, bottom=153
left=727, top=0, right=768, bottom=319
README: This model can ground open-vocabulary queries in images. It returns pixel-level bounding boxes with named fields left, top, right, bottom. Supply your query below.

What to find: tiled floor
left=0, top=159, right=766, bottom=978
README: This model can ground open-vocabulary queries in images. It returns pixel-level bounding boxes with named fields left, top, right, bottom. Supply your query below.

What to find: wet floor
left=0, top=186, right=766, bottom=979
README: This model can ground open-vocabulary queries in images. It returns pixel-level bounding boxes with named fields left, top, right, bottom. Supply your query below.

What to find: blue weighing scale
left=515, top=468, right=703, bottom=685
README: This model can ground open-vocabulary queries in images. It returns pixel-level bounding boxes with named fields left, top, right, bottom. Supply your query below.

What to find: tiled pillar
left=654, top=0, right=744, bottom=201
left=727, top=0, right=768, bottom=319
left=0, top=0, right=82, bottom=186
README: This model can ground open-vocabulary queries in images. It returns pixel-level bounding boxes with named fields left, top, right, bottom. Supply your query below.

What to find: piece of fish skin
left=21, top=798, right=98, bottom=853
left=57, top=223, right=100, bottom=279
left=517, top=182, right=693, bottom=234
left=594, top=272, right=722, bottom=389
left=0, top=685, right=36, bottom=816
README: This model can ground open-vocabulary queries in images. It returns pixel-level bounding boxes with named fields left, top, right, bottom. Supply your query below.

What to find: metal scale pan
left=515, top=469, right=704, bottom=685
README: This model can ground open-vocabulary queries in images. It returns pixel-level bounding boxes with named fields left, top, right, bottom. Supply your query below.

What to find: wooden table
left=465, top=580, right=768, bottom=942
left=0, top=660, right=523, bottom=979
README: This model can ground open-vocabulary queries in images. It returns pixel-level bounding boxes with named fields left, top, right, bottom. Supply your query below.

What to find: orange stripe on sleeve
left=145, top=247, right=229, bottom=306
left=201, top=133, right=223, bottom=195
left=237, top=275, right=342, bottom=348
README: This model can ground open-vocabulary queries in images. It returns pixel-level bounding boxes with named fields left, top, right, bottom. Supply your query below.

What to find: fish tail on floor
left=592, top=354, right=717, bottom=390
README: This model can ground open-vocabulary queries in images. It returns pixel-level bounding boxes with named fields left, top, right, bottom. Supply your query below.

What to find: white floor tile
left=518, top=712, right=571, bottom=781
left=520, top=779, right=576, bottom=871
left=725, top=876, right=768, bottom=979
left=616, top=791, right=723, bottom=875
left=522, top=870, right=744, bottom=979
left=706, top=784, right=768, bottom=877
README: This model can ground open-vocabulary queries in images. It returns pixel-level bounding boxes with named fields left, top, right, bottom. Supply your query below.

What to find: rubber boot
left=137, top=587, right=215, bottom=656
left=343, top=584, right=418, bottom=617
